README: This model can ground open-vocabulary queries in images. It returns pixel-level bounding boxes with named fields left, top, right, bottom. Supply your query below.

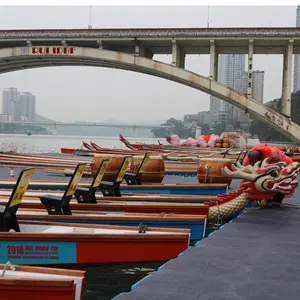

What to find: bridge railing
left=1, top=28, right=300, bottom=39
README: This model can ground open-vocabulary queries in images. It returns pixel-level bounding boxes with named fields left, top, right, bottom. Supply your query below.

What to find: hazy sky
left=0, top=5, right=297, bottom=123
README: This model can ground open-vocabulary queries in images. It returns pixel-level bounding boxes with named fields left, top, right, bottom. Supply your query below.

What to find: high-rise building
left=233, top=70, right=265, bottom=130
left=293, top=6, right=300, bottom=92
left=2, top=88, right=36, bottom=122
left=233, top=71, right=250, bottom=127
left=20, top=92, right=36, bottom=121
left=210, top=54, right=246, bottom=125
left=2, top=87, right=20, bottom=121
left=252, top=70, right=265, bottom=103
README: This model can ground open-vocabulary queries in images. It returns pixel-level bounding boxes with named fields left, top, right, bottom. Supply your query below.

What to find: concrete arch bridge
left=0, top=45, right=299, bottom=142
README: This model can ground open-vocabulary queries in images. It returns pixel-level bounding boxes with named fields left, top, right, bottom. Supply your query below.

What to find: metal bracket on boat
left=138, top=223, right=148, bottom=233
left=1, top=261, right=15, bottom=276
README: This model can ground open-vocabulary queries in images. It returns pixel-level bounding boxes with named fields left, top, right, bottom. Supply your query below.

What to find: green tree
left=201, top=123, right=210, bottom=135
left=152, top=119, right=194, bottom=139
left=151, top=127, right=168, bottom=138
left=250, top=90, right=300, bottom=142
left=214, top=123, right=227, bottom=135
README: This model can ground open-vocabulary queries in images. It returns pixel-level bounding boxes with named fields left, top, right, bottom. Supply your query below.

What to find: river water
left=0, top=133, right=163, bottom=153
left=0, top=133, right=173, bottom=300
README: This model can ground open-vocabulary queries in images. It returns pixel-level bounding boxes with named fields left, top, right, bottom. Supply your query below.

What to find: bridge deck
left=114, top=181, right=300, bottom=300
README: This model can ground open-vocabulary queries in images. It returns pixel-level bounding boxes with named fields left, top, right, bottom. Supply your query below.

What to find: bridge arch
left=0, top=46, right=299, bottom=142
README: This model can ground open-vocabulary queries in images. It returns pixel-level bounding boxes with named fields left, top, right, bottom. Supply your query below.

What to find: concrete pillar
left=179, top=52, right=186, bottom=69
left=247, top=39, right=254, bottom=98
left=172, top=39, right=185, bottom=68
left=97, top=40, right=103, bottom=49
left=281, top=39, right=294, bottom=117
left=209, top=40, right=218, bottom=80
left=134, top=43, right=153, bottom=59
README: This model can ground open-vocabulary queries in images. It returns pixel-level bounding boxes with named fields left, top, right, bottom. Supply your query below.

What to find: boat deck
left=114, top=179, right=300, bottom=300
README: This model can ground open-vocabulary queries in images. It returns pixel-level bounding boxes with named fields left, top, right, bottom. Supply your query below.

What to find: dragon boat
left=21, top=158, right=300, bottom=227
left=0, top=168, right=192, bottom=266
left=3, top=164, right=207, bottom=241
left=0, top=262, right=85, bottom=300
left=0, top=154, right=229, bottom=196
left=205, top=158, right=300, bottom=223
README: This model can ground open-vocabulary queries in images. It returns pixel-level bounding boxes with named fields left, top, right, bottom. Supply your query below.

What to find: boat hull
left=17, top=215, right=206, bottom=241
left=120, top=184, right=227, bottom=196
left=0, top=222, right=191, bottom=266
left=0, top=264, right=85, bottom=300
left=0, top=180, right=228, bottom=196
left=0, top=284, right=76, bottom=300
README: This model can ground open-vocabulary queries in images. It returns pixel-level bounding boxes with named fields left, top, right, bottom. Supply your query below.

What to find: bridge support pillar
left=134, top=43, right=153, bottom=59
left=209, top=40, right=218, bottom=80
left=281, top=39, right=294, bottom=117
left=172, top=40, right=185, bottom=68
left=247, top=39, right=254, bottom=98
left=97, top=40, right=104, bottom=49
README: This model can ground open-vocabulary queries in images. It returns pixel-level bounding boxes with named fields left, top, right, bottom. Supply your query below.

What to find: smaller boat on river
left=0, top=262, right=86, bottom=300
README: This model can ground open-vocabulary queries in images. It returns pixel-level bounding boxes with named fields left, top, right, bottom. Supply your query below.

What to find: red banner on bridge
left=31, top=46, right=75, bottom=55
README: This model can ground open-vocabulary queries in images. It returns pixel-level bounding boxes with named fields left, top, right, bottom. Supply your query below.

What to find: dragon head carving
left=221, top=157, right=300, bottom=199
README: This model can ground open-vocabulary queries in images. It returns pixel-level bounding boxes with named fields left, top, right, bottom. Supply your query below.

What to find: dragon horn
left=221, top=166, right=256, bottom=182
left=221, top=166, right=235, bottom=177
left=261, top=157, right=271, bottom=168
left=253, top=160, right=262, bottom=171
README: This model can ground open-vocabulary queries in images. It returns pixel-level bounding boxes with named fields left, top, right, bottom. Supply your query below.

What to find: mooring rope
left=204, top=164, right=212, bottom=183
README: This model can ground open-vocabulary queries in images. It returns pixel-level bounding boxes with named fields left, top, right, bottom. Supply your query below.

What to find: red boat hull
left=60, top=148, right=77, bottom=155
left=1, top=221, right=190, bottom=265
left=0, top=264, right=85, bottom=300
left=0, top=284, right=76, bottom=300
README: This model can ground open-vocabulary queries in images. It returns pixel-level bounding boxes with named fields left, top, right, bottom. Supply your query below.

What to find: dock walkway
left=115, top=186, right=300, bottom=300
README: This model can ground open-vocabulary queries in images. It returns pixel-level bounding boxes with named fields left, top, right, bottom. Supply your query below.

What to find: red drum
left=197, top=158, right=233, bottom=185
left=91, top=154, right=129, bottom=182
left=130, top=155, right=165, bottom=183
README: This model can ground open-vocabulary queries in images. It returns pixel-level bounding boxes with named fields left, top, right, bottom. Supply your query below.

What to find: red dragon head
left=221, top=157, right=300, bottom=200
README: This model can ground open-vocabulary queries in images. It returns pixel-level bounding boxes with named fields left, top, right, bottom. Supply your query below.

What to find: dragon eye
left=269, top=170, right=278, bottom=177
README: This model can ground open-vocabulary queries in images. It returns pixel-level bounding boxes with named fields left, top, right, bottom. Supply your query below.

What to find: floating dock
left=114, top=183, right=300, bottom=300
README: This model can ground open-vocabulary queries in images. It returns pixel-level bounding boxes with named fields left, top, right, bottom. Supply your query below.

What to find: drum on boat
left=130, top=155, right=165, bottom=183
left=91, top=154, right=130, bottom=182
left=197, top=158, right=233, bottom=185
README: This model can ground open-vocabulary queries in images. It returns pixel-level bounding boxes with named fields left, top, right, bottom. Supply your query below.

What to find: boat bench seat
left=40, top=194, right=72, bottom=215
left=99, top=181, right=121, bottom=197
left=74, top=186, right=96, bottom=204
left=124, top=172, right=142, bottom=185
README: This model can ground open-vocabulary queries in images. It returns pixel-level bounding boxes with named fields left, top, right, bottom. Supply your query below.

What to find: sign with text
left=10, top=169, right=35, bottom=208
left=116, top=157, right=131, bottom=183
left=30, top=46, right=76, bottom=55
left=65, top=164, right=88, bottom=197
left=92, top=159, right=110, bottom=188
left=140, top=153, right=151, bottom=174
left=0, top=241, right=77, bottom=265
